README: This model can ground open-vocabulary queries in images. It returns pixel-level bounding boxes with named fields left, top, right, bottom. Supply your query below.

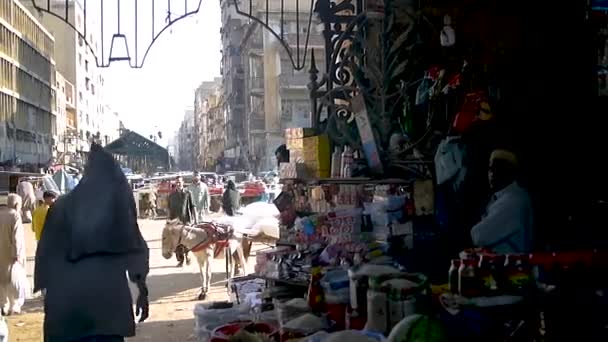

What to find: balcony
left=65, top=80, right=75, bottom=109
left=249, top=77, right=264, bottom=95
left=280, top=73, right=309, bottom=89
left=250, top=116, right=265, bottom=133
left=66, top=108, right=77, bottom=129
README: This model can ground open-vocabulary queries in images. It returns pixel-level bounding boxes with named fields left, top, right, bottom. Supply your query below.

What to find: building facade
left=100, top=105, right=121, bottom=146
left=220, top=0, right=325, bottom=172
left=26, top=0, right=106, bottom=163
left=193, top=77, right=222, bottom=171
left=205, top=88, right=225, bottom=172
left=220, top=0, right=247, bottom=170
left=0, top=0, right=56, bottom=166
left=177, top=109, right=196, bottom=171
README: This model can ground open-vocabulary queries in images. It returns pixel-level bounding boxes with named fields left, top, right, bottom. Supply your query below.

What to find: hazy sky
left=102, top=0, right=222, bottom=147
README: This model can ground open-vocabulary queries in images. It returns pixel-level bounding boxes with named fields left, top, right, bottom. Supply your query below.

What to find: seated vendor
left=470, top=149, right=533, bottom=253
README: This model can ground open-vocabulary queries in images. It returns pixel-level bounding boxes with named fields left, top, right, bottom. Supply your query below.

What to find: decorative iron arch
left=230, top=0, right=315, bottom=71
left=30, top=0, right=203, bottom=68
left=30, top=0, right=320, bottom=70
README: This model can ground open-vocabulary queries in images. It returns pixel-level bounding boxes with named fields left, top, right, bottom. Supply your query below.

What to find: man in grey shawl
left=34, top=144, right=149, bottom=342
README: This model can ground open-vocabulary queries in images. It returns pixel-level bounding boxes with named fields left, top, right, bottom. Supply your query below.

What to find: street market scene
left=0, top=0, right=607, bottom=341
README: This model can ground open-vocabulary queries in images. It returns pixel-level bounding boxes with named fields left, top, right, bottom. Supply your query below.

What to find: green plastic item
left=387, top=314, right=447, bottom=342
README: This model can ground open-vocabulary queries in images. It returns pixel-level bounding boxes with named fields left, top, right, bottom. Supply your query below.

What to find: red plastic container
left=210, top=321, right=277, bottom=342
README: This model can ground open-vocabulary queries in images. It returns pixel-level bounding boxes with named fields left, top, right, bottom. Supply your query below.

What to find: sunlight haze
left=104, top=3, right=222, bottom=147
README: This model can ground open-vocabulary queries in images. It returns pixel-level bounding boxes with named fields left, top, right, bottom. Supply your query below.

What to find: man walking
left=0, top=194, right=25, bottom=316
left=188, top=172, right=210, bottom=223
left=168, top=176, right=196, bottom=267
left=32, top=191, right=57, bottom=242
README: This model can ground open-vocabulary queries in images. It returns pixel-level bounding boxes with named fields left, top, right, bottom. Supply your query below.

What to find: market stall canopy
left=53, top=169, right=76, bottom=193
left=105, top=130, right=170, bottom=172
left=105, top=130, right=168, bottom=159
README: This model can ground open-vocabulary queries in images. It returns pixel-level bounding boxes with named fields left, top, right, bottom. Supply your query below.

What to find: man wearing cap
left=470, top=149, right=534, bottom=253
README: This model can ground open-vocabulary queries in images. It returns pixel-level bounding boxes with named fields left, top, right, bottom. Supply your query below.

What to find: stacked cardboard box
left=283, top=128, right=330, bottom=178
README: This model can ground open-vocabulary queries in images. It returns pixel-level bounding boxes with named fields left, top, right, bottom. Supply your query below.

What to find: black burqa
left=222, top=180, right=240, bottom=216
left=35, top=143, right=149, bottom=342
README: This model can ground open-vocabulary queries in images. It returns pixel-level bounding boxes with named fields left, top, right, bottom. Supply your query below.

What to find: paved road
left=8, top=218, right=251, bottom=342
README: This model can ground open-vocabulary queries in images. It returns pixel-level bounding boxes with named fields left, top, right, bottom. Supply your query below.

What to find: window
left=78, top=53, right=82, bottom=65
left=85, top=60, right=89, bottom=72
left=78, top=36, right=83, bottom=47
left=91, top=84, right=95, bottom=95
left=78, top=91, right=82, bottom=102
left=85, top=77, right=90, bottom=90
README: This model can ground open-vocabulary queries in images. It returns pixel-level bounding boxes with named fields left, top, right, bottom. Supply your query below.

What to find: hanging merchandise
left=452, top=91, right=485, bottom=134
left=434, top=136, right=467, bottom=188
left=415, top=72, right=433, bottom=106
left=440, top=15, right=456, bottom=47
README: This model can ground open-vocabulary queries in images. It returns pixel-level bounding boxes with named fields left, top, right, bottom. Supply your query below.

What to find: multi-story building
left=219, top=0, right=246, bottom=170
left=205, top=87, right=225, bottom=172
left=0, top=0, right=56, bottom=166
left=221, top=0, right=325, bottom=171
left=26, top=0, right=106, bottom=163
left=177, top=109, right=196, bottom=171
left=193, top=78, right=222, bottom=171
left=100, top=105, right=121, bottom=146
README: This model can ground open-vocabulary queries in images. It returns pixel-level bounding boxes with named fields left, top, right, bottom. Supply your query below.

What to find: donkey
left=161, top=220, right=247, bottom=300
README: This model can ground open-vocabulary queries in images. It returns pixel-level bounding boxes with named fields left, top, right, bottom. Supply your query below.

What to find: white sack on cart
left=214, top=215, right=259, bottom=236
left=250, top=217, right=279, bottom=240
left=240, top=202, right=279, bottom=219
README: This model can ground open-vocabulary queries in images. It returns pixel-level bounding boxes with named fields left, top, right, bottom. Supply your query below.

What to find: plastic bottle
left=458, top=258, right=479, bottom=297
left=307, top=266, right=325, bottom=313
left=340, top=146, right=349, bottom=178
left=448, top=259, right=461, bottom=294
left=478, top=254, right=499, bottom=295
left=341, top=146, right=354, bottom=178
left=331, top=146, right=342, bottom=178
left=504, top=254, right=532, bottom=295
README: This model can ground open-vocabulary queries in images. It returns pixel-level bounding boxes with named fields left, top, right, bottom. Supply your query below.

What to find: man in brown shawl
left=167, top=176, right=196, bottom=267
left=34, top=144, right=149, bottom=342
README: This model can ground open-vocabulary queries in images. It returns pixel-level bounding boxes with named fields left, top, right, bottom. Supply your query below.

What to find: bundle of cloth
left=214, top=202, right=279, bottom=241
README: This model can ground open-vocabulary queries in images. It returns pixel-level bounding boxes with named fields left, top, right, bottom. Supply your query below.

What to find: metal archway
left=29, top=0, right=320, bottom=70
left=30, top=0, right=203, bottom=68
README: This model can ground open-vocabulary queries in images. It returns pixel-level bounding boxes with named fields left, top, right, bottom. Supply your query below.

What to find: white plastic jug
left=0, top=316, right=8, bottom=342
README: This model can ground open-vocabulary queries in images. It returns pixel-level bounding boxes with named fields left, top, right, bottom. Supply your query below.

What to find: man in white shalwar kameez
left=470, top=149, right=534, bottom=254
left=0, top=194, right=26, bottom=315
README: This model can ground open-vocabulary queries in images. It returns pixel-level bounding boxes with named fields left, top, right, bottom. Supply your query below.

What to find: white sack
left=215, top=215, right=259, bottom=236
left=251, top=217, right=280, bottom=240
left=240, top=202, right=279, bottom=219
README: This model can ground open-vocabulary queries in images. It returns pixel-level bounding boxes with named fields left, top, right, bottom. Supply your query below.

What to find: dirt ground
left=6, top=218, right=250, bottom=342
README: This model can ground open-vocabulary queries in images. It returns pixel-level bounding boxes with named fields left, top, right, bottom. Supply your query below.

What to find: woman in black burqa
left=222, top=180, right=241, bottom=216
left=34, top=143, right=150, bottom=342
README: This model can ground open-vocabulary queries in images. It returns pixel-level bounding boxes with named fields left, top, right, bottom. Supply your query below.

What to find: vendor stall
left=189, top=0, right=603, bottom=341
